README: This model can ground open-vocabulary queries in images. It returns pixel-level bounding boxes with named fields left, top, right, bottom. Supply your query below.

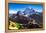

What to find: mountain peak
left=23, top=8, right=36, bottom=15
left=25, top=8, right=31, bottom=11
left=30, top=8, right=35, bottom=12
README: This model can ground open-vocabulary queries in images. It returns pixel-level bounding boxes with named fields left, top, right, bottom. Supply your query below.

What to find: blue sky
left=8, top=3, right=43, bottom=14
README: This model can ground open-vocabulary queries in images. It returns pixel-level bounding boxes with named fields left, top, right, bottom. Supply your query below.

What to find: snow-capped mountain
left=23, top=8, right=36, bottom=15
left=9, top=8, right=42, bottom=17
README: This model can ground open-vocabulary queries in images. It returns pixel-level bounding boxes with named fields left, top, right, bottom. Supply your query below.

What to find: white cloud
left=9, top=10, right=17, bottom=14
left=34, top=9, right=42, bottom=12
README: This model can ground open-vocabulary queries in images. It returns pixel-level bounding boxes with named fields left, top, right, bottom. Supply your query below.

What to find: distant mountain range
left=9, top=8, right=42, bottom=17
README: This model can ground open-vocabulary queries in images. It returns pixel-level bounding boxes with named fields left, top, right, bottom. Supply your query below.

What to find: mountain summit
left=23, top=8, right=36, bottom=15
